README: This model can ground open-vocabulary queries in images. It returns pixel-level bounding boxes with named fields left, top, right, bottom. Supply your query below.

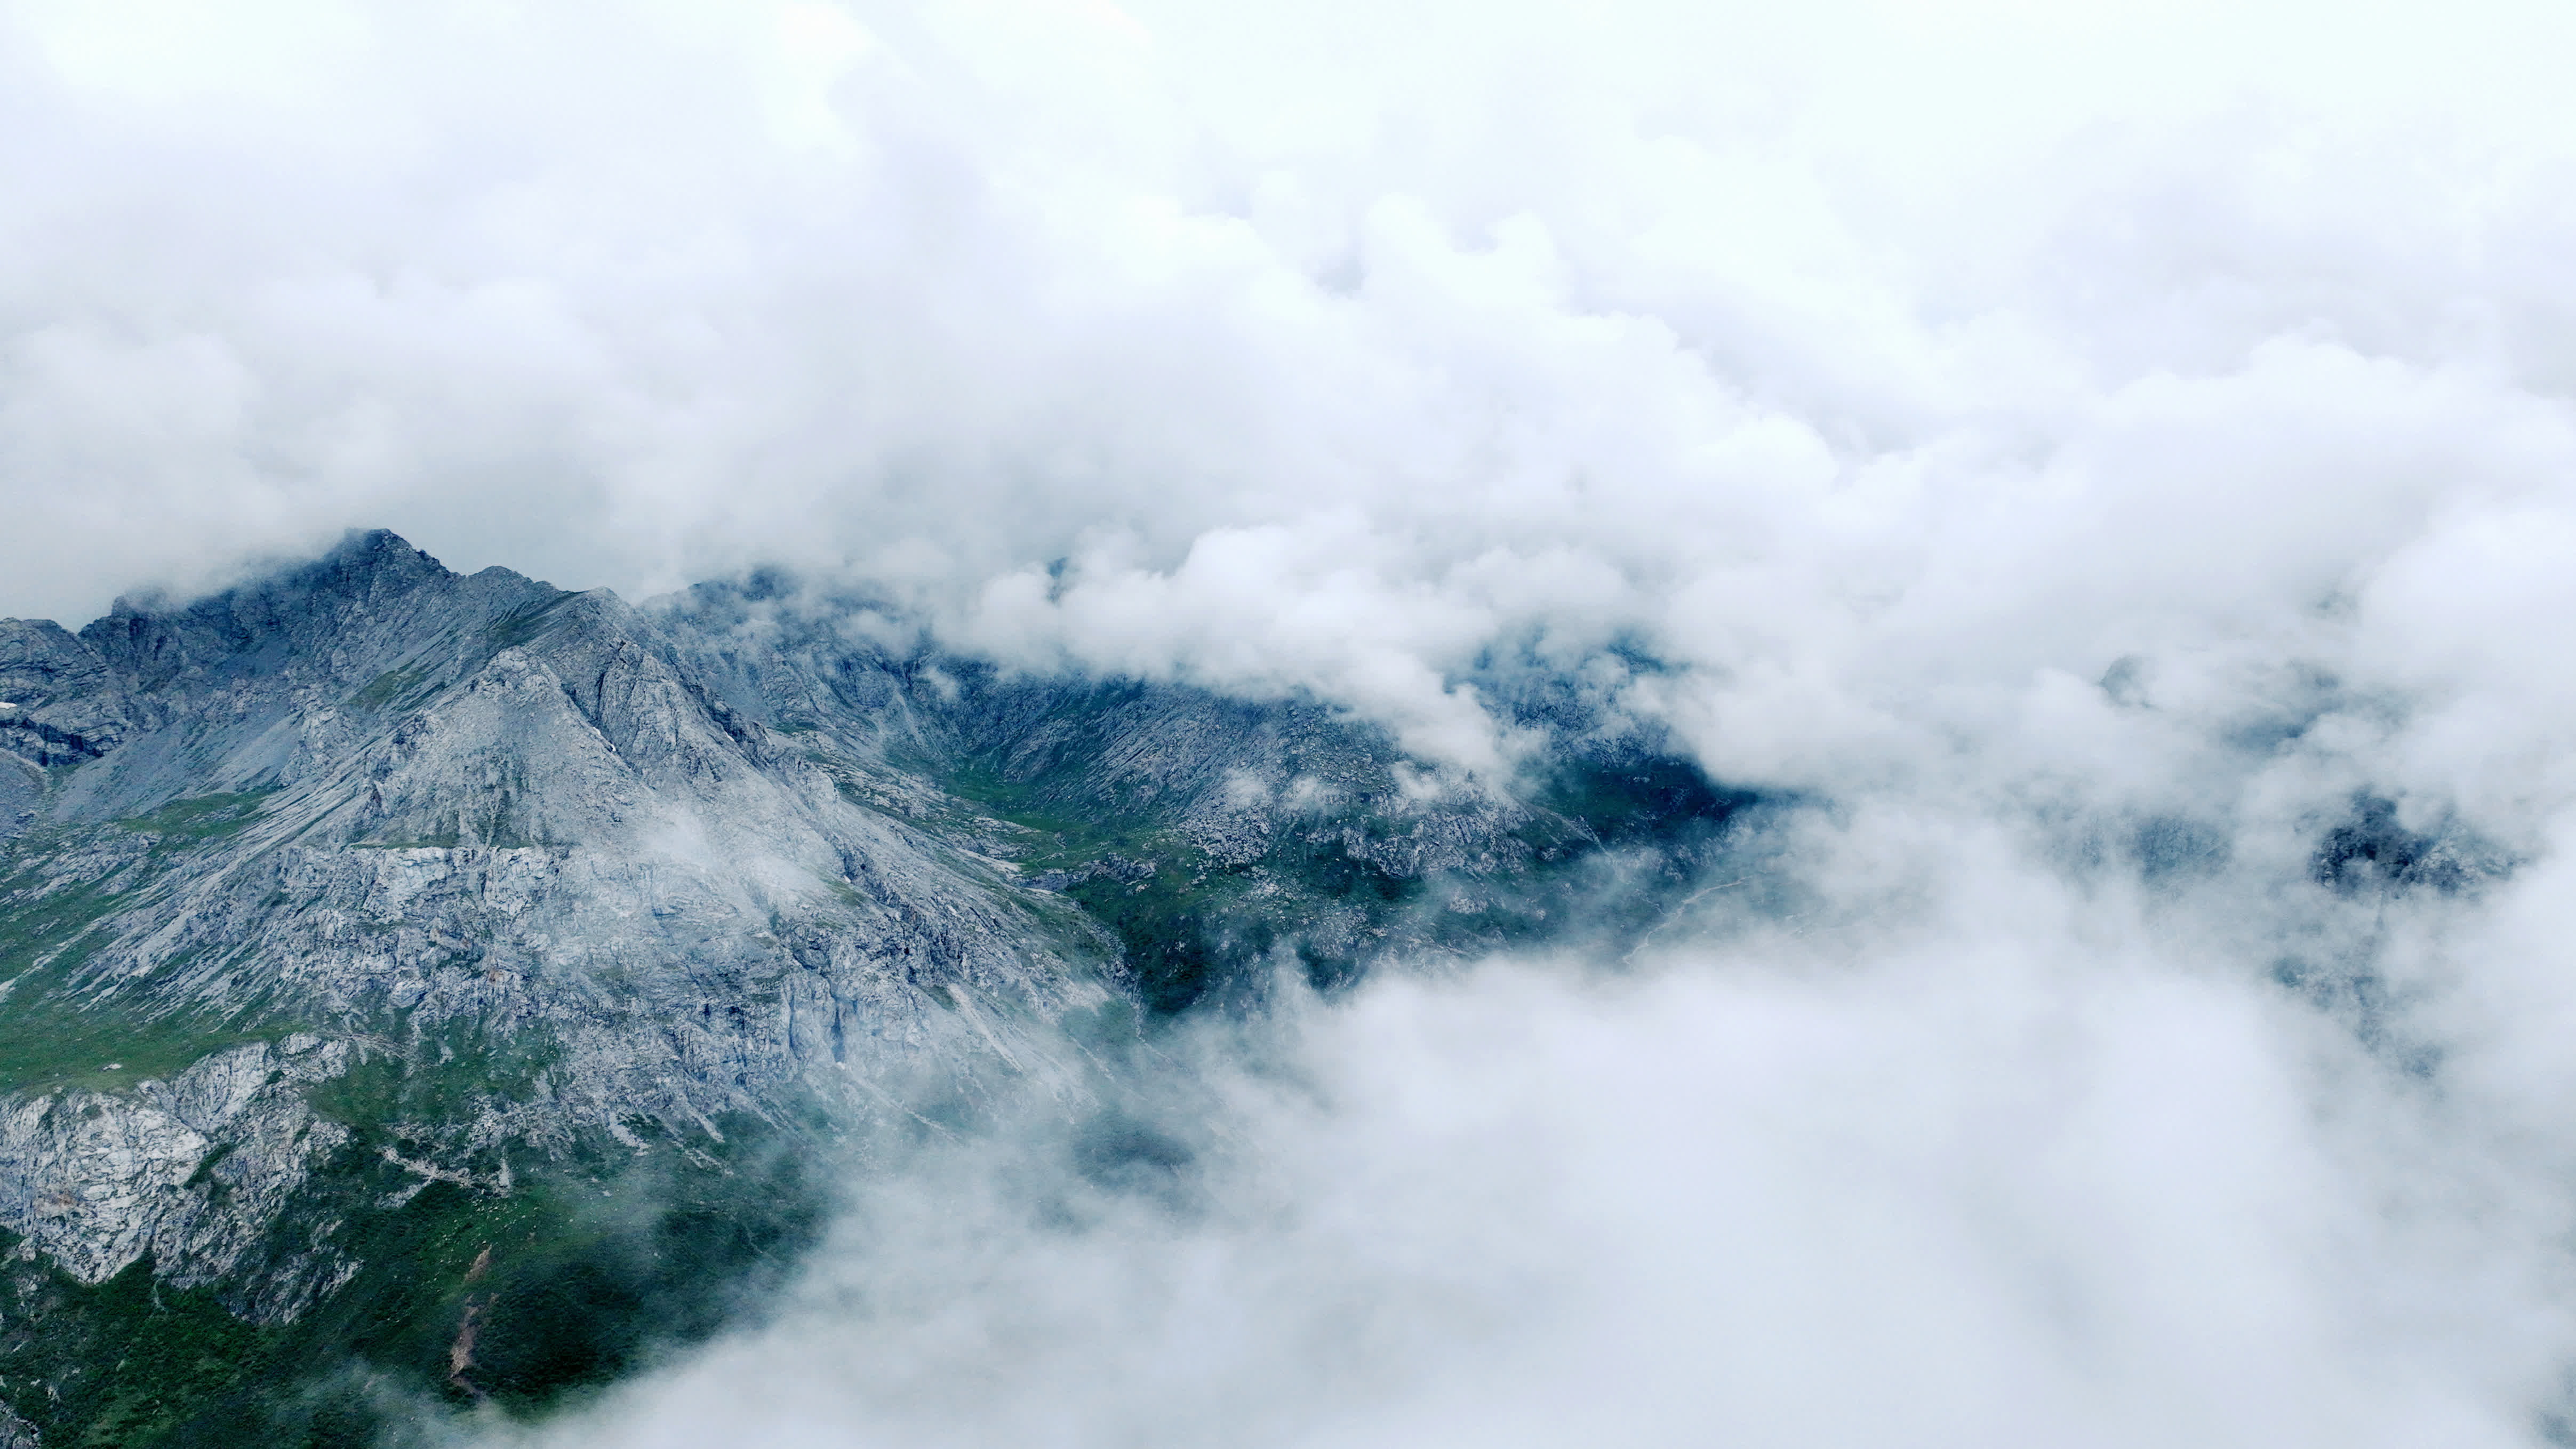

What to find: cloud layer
left=14, top=1, right=2576, bottom=1443
left=484, top=832, right=2575, bottom=1447
left=9, top=0, right=2576, bottom=782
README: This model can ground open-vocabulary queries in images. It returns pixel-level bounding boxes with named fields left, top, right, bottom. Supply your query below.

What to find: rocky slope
left=0, top=532, right=1755, bottom=1443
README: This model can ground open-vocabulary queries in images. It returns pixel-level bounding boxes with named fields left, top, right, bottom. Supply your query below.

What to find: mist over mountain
left=6, top=0, right=2576, bottom=1445
left=0, top=527, right=1769, bottom=1437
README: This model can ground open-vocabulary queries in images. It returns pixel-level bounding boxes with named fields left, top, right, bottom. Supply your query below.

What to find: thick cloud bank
left=7, top=0, right=2576, bottom=778
left=14, top=0, right=2576, bottom=1443
left=477, top=874, right=2576, bottom=1448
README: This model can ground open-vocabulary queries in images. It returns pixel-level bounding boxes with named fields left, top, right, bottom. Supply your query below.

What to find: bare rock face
left=0, top=1089, right=204, bottom=1285
left=0, top=762, right=36, bottom=841
left=0, top=1040, right=351, bottom=1315
left=0, top=619, right=130, bottom=769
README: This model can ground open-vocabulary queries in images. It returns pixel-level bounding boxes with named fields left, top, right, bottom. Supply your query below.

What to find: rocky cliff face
left=0, top=1037, right=355, bottom=1314
left=3, top=533, right=1119, bottom=1304
left=0, top=531, right=1754, bottom=1442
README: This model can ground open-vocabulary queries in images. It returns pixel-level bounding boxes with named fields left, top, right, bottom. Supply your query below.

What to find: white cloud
left=13, top=0, right=2576, bottom=1441
left=483, top=852, right=2576, bottom=1447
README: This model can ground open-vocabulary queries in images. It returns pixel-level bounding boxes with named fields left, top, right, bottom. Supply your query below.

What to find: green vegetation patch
left=0, top=1245, right=276, bottom=1448
left=0, top=872, right=278, bottom=1093
left=0, top=988, right=277, bottom=1097
left=1064, top=856, right=1259, bottom=1016
left=0, top=1113, right=831, bottom=1448
left=117, top=791, right=278, bottom=843
left=348, top=663, right=439, bottom=713
left=302, top=1030, right=566, bottom=1131
left=934, top=766, right=1424, bottom=1012
left=0, top=848, right=304, bottom=1093
left=483, top=594, right=578, bottom=651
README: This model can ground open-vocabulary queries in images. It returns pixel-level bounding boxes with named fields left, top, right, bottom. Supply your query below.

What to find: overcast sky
left=13, top=2, right=2576, bottom=1444
left=6, top=0, right=2575, bottom=772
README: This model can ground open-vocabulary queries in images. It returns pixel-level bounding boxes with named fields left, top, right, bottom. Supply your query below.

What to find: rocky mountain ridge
left=0, top=531, right=1754, bottom=1443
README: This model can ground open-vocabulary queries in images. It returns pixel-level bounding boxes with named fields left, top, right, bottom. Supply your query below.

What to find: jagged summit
left=2, top=529, right=556, bottom=778
left=84, top=529, right=509, bottom=659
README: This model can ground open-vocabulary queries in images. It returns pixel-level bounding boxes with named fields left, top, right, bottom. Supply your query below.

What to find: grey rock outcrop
left=0, top=619, right=127, bottom=767
left=0, top=1039, right=352, bottom=1317
left=0, top=761, right=36, bottom=841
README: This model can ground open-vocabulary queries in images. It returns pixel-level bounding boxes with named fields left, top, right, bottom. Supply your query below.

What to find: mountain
left=0, top=532, right=1753, bottom=1443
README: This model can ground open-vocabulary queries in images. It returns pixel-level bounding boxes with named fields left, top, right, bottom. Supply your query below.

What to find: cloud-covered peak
left=5, top=1, right=2572, bottom=802
left=11, top=4, right=2576, bottom=1443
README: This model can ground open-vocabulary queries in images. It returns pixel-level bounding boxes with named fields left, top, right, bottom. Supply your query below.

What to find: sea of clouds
left=12, top=0, right=2576, bottom=1443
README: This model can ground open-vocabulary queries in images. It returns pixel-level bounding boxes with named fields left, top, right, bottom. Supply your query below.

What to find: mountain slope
left=0, top=532, right=1756, bottom=1443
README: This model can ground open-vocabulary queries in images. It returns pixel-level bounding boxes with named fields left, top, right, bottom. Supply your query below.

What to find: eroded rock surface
left=0, top=1039, right=352, bottom=1317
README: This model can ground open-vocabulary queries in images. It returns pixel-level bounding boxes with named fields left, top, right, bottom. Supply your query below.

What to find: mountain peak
left=294, top=526, right=454, bottom=597
left=327, top=526, right=437, bottom=567
left=69, top=527, right=479, bottom=698
left=84, top=529, right=453, bottom=634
